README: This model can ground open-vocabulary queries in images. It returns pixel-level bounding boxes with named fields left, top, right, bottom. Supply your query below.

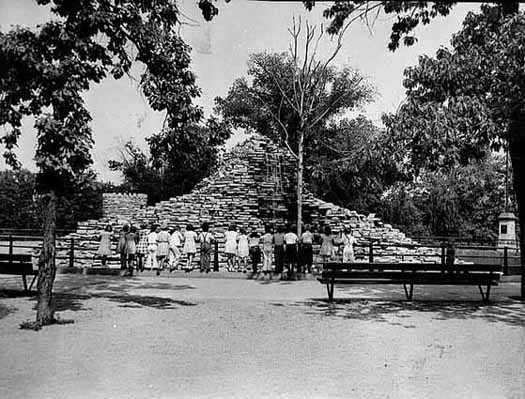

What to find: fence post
left=441, top=243, right=446, bottom=265
left=69, top=238, right=75, bottom=268
left=368, top=241, right=374, bottom=263
left=503, top=246, right=508, bottom=276
left=8, top=234, right=13, bottom=264
left=213, top=241, right=219, bottom=272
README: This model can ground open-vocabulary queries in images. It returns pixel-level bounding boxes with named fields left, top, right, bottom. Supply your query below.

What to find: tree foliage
left=379, top=155, right=509, bottom=243
left=109, top=118, right=231, bottom=204
left=0, top=169, right=104, bottom=231
left=384, top=5, right=525, bottom=174
left=0, top=0, right=203, bottom=327
left=307, top=115, right=406, bottom=214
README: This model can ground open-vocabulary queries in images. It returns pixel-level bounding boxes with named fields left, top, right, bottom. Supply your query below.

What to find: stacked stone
left=59, top=133, right=458, bottom=268
left=102, top=193, right=148, bottom=221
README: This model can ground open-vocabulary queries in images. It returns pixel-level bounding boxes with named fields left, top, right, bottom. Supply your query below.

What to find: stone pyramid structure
left=59, top=134, right=442, bottom=267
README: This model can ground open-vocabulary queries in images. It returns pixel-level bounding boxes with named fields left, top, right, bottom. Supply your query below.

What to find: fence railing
left=0, top=233, right=521, bottom=274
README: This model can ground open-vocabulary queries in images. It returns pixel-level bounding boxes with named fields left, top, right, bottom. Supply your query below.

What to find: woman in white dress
left=183, top=224, right=198, bottom=272
left=237, top=228, right=249, bottom=272
left=224, top=224, right=238, bottom=272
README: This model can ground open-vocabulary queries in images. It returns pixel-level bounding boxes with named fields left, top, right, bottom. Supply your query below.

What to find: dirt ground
left=0, top=273, right=524, bottom=399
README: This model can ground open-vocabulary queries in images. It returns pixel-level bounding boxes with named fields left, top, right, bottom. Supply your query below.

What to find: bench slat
left=0, top=262, right=36, bottom=275
left=0, top=253, right=33, bottom=262
left=321, top=271, right=500, bottom=280
left=323, top=262, right=502, bottom=272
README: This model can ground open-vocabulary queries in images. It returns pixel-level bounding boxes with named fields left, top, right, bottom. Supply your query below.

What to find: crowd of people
left=96, top=222, right=358, bottom=278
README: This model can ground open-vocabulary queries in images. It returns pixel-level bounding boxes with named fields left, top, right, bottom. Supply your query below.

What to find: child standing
left=224, top=224, right=238, bottom=272
left=319, top=225, right=336, bottom=266
left=118, top=224, right=130, bottom=275
left=300, top=224, right=314, bottom=273
left=284, top=224, right=298, bottom=278
left=136, top=224, right=149, bottom=272
left=237, top=229, right=249, bottom=272
left=273, top=225, right=285, bottom=274
left=261, top=225, right=273, bottom=276
left=156, top=225, right=170, bottom=275
left=182, top=224, right=198, bottom=272
left=125, top=225, right=138, bottom=276
left=145, top=224, right=159, bottom=271
left=168, top=226, right=183, bottom=272
left=341, top=226, right=357, bottom=263
left=96, top=224, right=113, bottom=266
left=199, top=222, right=215, bottom=273
left=248, top=230, right=261, bottom=274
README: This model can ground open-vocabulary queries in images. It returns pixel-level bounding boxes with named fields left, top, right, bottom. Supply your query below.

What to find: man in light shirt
left=284, top=224, right=298, bottom=278
left=300, top=224, right=314, bottom=273
left=145, top=224, right=159, bottom=271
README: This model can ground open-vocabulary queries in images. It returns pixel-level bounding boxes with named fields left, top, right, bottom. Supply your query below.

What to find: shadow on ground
left=273, top=297, right=525, bottom=327
left=0, top=302, right=15, bottom=320
left=47, top=292, right=197, bottom=312
left=0, top=276, right=198, bottom=313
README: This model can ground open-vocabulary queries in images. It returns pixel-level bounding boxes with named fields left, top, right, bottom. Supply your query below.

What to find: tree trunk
left=297, top=131, right=304, bottom=237
left=508, top=106, right=525, bottom=298
left=36, top=190, right=58, bottom=325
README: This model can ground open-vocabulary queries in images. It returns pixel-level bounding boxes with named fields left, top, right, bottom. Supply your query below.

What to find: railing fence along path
left=0, top=230, right=521, bottom=274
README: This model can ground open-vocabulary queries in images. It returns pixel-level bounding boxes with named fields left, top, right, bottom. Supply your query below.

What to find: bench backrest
left=323, top=262, right=502, bottom=273
left=0, top=253, right=35, bottom=275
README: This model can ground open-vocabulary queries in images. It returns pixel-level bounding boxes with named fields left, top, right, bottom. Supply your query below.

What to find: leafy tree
left=109, top=118, right=231, bottom=204
left=0, top=169, right=105, bottom=231
left=216, top=18, right=375, bottom=235
left=0, top=0, right=202, bottom=328
left=380, top=4, right=525, bottom=294
left=0, top=169, right=39, bottom=230
left=379, top=155, right=509, bottom=243
left=307, top=115, right=406, bottom=214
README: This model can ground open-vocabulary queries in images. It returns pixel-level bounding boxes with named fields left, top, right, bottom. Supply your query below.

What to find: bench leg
left=326, top=280, right=335, bottom=302
left=22, top=274, right=28, bottom=293
left=29, top=275, right=38, bottom=291
left=403, top=283, right=414, bottom=301
left=478, top=285, right=488, bottom=302
left=478, top=284, right=492, bottom=303
left=485, top=283, right=492, bottom=302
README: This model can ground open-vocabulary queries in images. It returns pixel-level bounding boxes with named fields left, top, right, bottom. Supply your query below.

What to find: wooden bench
left=319, top=262, right=502, bottom=303
left=0, top=253, right=38, bottom=293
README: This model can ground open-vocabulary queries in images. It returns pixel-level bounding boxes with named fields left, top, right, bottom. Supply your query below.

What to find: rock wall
left=59, top=134, right=446, bottom=267
left=102, top=193, right=148, bottom=221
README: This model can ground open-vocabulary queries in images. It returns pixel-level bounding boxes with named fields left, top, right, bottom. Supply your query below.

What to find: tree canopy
left=0, top=0, right=205, bottom=328
left=109, top=118, right=231, bottom=204
left=384, top=5, right=525, bottom=175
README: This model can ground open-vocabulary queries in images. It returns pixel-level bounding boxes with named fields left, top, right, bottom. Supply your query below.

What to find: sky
left=0, top=0, right=482, bottom=182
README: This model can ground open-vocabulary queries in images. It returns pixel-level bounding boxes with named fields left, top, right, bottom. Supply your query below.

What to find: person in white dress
left=237, top=229, right=249, bottom=272
left=182, top=224, right=198, bottom=272
left=168, top=226, right=183, bottom=271
left=341, top=226, right=357, bottom=263
left=224, top=224, right=238, bottom=272
left=261, top=225, right=274, bottom=276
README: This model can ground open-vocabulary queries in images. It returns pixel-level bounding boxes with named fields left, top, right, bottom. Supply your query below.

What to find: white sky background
left=0, top=0, right=481, bottom=182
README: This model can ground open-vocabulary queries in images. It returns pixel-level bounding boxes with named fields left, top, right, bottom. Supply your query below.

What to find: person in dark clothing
left=273, top=225, right=285, bottom=274
left=248, top=231, right=261, bottom=274
left=300, top=224, right=314, bottom=273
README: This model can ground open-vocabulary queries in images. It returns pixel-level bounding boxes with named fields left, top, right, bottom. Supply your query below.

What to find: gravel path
left=0, top=274, right=524, bottom=399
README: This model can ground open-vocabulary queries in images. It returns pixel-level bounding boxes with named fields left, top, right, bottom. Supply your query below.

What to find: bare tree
left=255, top=17, right=373, bottom=236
